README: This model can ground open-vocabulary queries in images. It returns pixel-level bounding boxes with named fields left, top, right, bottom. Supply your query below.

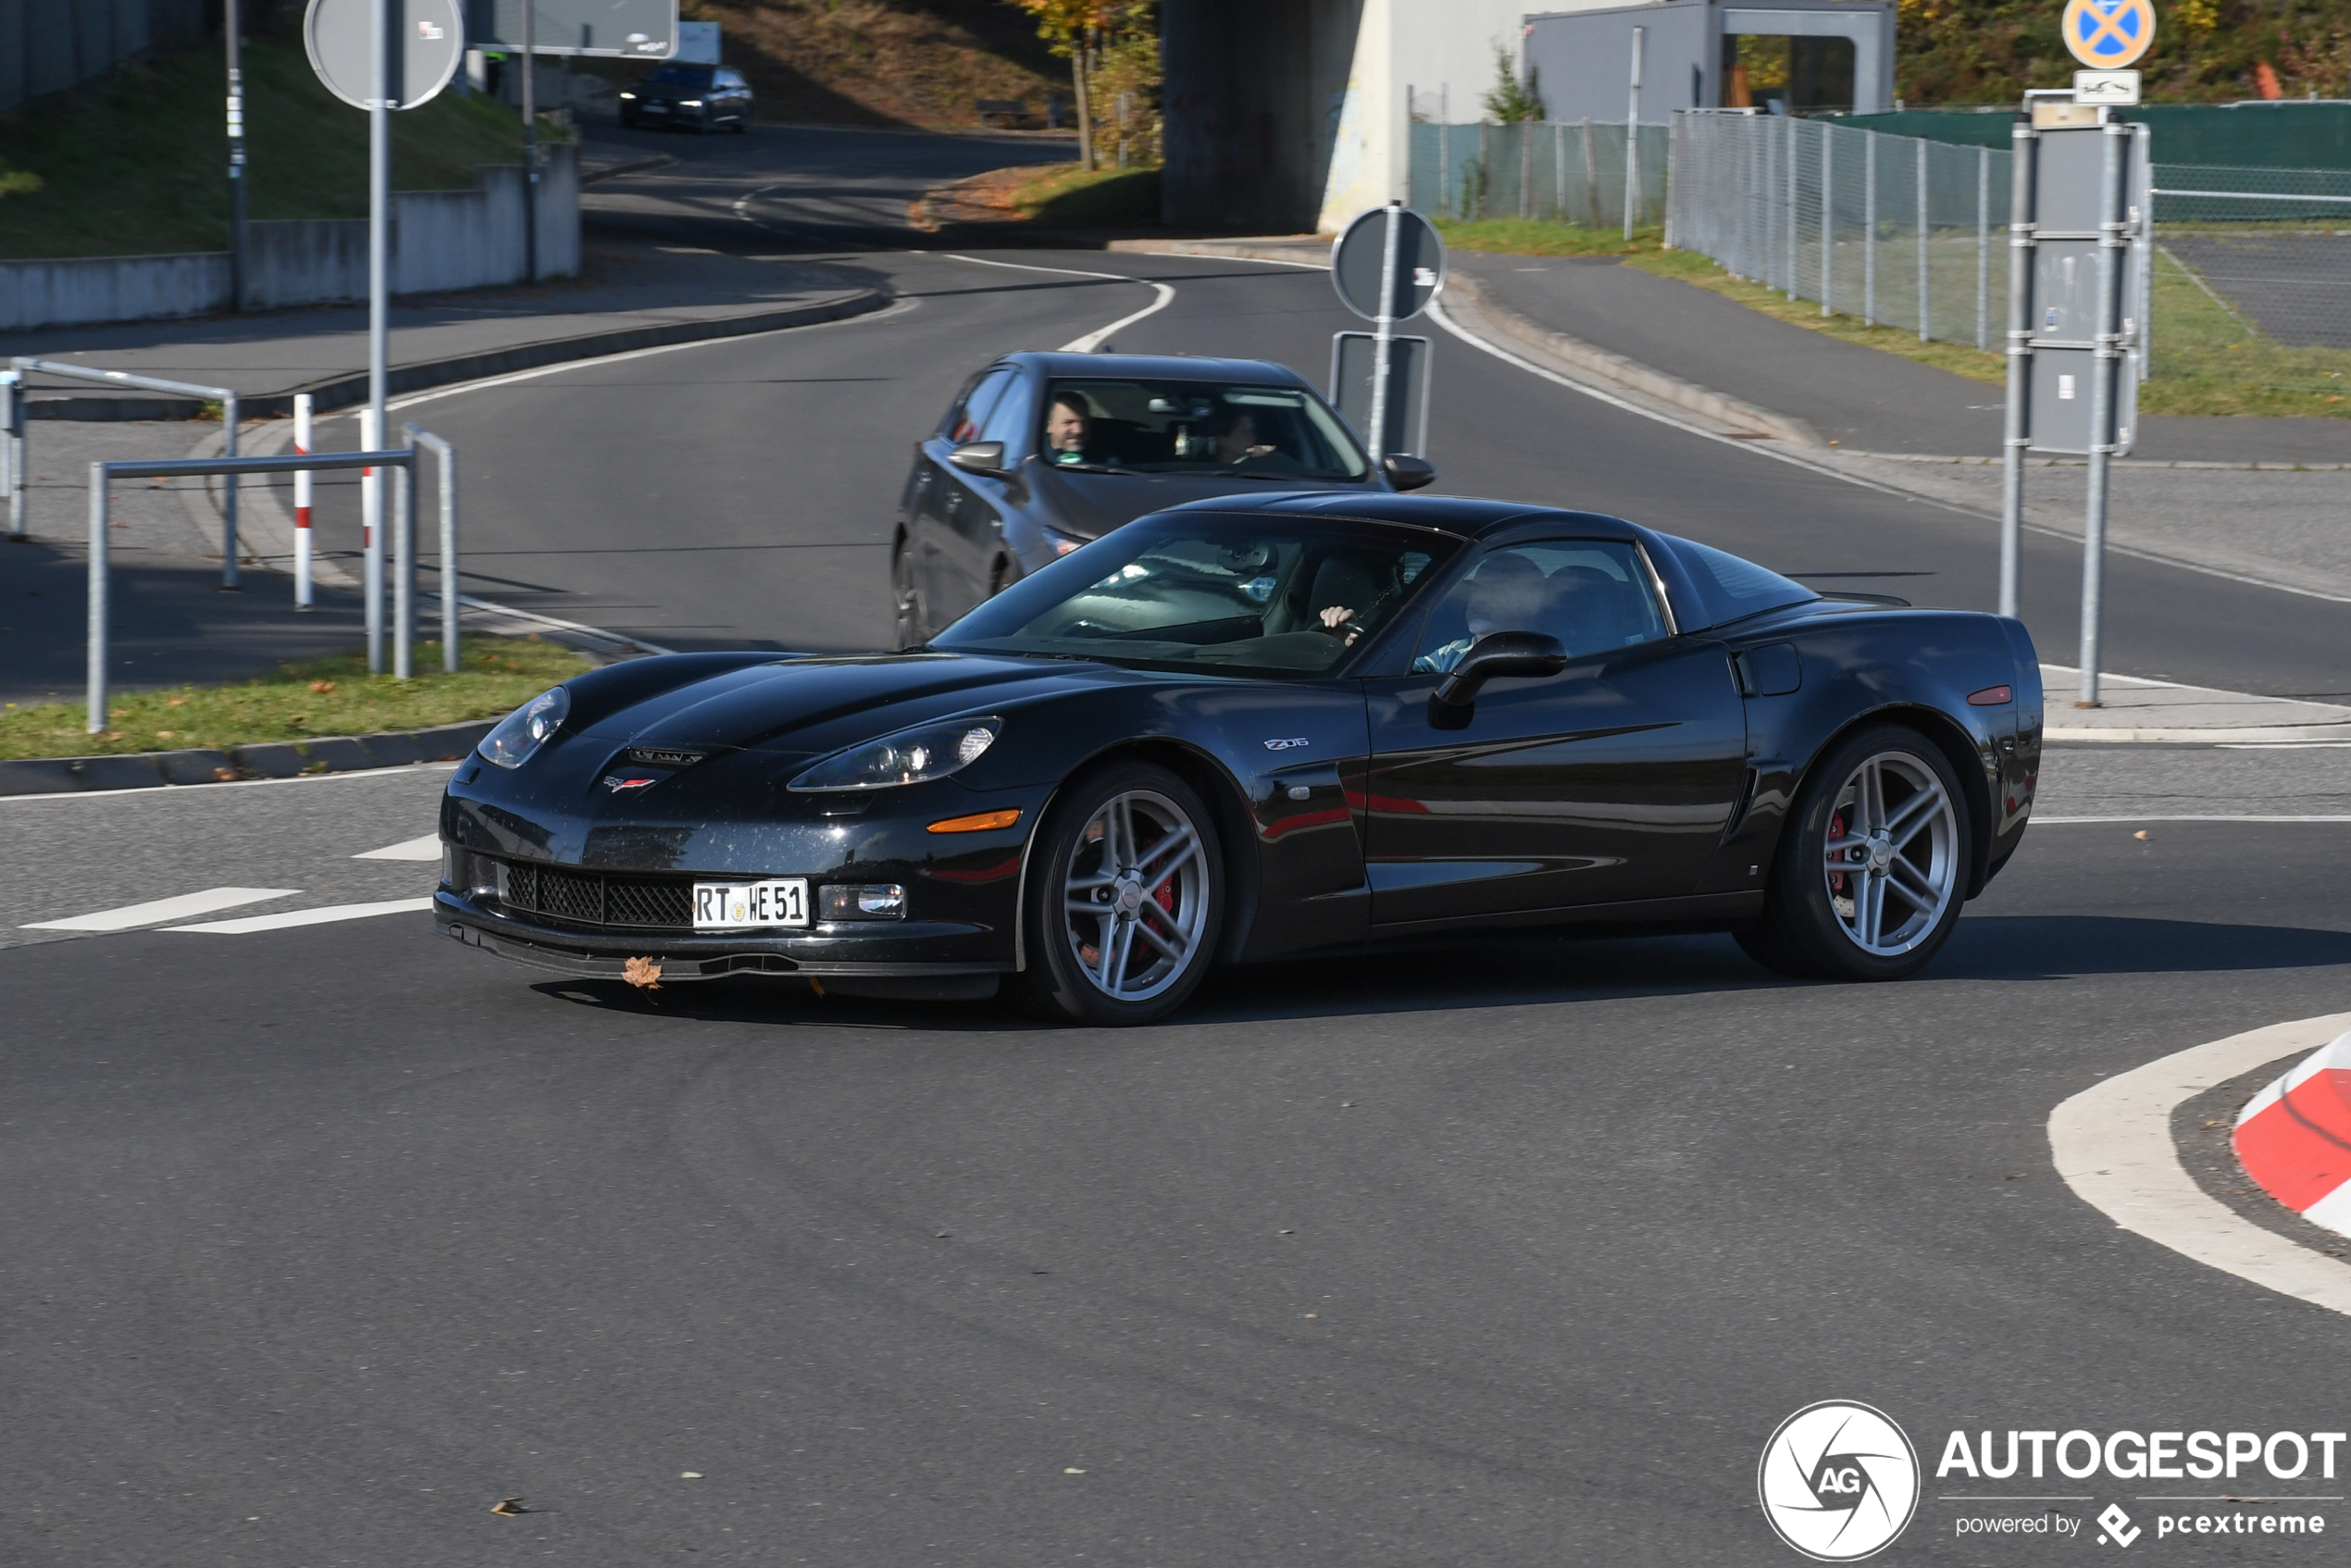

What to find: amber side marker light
left=1967, top=685, right=2014, bottom=706
left=928, top=808, right=1023, bottom=834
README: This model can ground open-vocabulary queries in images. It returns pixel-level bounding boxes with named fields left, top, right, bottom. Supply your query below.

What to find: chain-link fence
left=2146, top=165, right=2351, bottom=399
left=1667, top=110, right=2009, bottom=351
left=1409, top=119, right=1671, bottom=230
left=1668, top=109, right=2351, bottom=406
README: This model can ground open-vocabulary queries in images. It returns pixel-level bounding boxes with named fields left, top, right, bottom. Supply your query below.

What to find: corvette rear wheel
left=1021, top=764, right=1221, bottom=1026
left=1740, top=726, right=1970, bottom=981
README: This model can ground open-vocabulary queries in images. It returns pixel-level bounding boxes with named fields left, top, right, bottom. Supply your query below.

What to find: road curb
left=0, top=718, right=494, bottom=798
left=2234, top=1032, right=2351, bottom=1238
left=23, top=287, right=893, bottom=422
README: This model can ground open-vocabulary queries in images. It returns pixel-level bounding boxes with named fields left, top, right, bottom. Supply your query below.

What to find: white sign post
left=303, top=0, right=462, bottom=675
left=1330, top=205, right=1445, bottom=467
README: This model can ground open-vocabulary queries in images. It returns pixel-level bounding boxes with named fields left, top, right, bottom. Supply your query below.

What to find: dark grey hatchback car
left=618, top=64, right=753, bottom=131
left=892, top=352, right=1436, bottom=648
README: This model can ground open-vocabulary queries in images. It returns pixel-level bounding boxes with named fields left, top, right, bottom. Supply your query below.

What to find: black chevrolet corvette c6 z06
left=436, top=494, right=2042, bottom=1025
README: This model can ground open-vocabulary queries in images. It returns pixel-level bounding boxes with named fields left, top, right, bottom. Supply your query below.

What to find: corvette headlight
left=789, top=716, right=1001, bottom=791
left=479, top=685, right=570, bottom=769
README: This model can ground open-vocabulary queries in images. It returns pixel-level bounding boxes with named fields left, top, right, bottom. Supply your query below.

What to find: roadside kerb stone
left=0, top=717, right=495, bottom=797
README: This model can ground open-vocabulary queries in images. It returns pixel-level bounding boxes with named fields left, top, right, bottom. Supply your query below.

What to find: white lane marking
left=929, top=252, right=1176, bottom=352
left=2048, top=1011, right=2351, bottom=1318
left=168, top=897, right=436, bottom=934
left=2222, top=741, right=2351, bottom=750
left=357, top=296, right=920, bottom=416
left=22, top=887, right=302, bottom=931
left=0, top=762, right=459, bottom=807
left=2033, top=815, right=2351, bottom=824
left=356, top=834, right=442, bottom=861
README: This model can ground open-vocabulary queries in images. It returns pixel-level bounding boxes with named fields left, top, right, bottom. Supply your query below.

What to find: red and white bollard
left=292, top=392, right=314, bottom=609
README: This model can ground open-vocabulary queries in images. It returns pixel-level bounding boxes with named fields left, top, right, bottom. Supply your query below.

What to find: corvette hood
left=571, top=652, right=1101, bottom=761
left=1028, top=463, right=1373, bottom=540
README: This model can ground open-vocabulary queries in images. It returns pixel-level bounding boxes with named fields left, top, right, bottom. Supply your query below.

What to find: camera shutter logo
left=1758, top=1401, right=1921, bottom=1561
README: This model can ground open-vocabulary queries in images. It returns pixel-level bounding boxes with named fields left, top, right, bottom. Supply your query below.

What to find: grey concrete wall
left=1163, top=0, right=1363, bottom=233
left=0, top=0, right=208, bottom=116
left=1526, top=1, right=1716, bottom=124
left=0, top=143, right=581, bottom=330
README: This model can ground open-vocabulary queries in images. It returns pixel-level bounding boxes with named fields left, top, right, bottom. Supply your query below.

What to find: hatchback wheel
left=1740, top=725, right=1970, bottom=980
left=891, top=542, right=927, bottom=650
left=1021, top=764, right=1222, bottom=1026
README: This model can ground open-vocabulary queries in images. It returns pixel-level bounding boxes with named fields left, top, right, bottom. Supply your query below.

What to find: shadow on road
left=522, top=915, right=2351, bottom=1034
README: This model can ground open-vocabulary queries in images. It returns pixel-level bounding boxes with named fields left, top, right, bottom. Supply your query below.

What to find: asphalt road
left=8, top=125, right=2351, bottom=1566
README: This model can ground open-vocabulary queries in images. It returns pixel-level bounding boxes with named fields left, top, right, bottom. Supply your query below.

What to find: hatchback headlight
left=789, top=716, right=1001, bottom=791
left=479, top=685, right=570, bottom=769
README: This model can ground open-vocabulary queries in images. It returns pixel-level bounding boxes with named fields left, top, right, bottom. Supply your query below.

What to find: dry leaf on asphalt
left=623, top=956, right=663, bottom=989
left=490, top=1497, right=527, bottom=1515
left=2133, top=830, right=2152, bottom=840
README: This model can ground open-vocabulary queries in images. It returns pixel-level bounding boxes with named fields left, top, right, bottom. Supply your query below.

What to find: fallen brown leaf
left=309, top=679, right=336, bottom=693
left=490, top=1496, right=527, bottom=1515
left=2133, top=829, right=2152, bottom=841
left=165, top=696, right=186, bottom=707
left=212, top=767, right=237, bottom=782
left=623, top=956, right=663, bottom=989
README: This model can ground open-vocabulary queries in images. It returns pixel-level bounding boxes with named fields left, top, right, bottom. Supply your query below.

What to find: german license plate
left=692, top=879, right=809, bottom=930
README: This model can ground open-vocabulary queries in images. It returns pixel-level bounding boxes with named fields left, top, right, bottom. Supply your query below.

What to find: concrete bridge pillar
left=1161, top=0, right=1364, bottom=234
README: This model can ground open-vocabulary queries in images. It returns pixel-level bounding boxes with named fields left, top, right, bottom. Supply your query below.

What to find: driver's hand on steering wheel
left=1318, top=604, right=1361, bottom=645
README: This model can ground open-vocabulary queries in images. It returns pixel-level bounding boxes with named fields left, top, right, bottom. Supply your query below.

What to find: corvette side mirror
left=948, top=441, right=1007, bottom=476
left=1429, top=631, right=1569, bottom=719
left=1383, top=454, right=1437, bottom=492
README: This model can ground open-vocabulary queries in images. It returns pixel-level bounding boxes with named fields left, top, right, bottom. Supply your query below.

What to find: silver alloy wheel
left=1061, top=788, right=1211, bottom=1002
left=1821, top=751, right=1959, bottom=956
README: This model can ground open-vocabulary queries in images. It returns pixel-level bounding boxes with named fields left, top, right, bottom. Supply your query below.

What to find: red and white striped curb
left=2234, top=1031, right=2351, bottom=1237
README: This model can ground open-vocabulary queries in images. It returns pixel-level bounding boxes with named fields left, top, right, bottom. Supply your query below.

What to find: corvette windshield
left=1040, top=378, right=1369, bottom=480
left=934, top=517, right=1457, bottom=676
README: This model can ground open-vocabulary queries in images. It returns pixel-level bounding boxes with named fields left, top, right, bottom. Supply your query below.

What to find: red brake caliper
left=1828, top=810, right=1847, bottom=897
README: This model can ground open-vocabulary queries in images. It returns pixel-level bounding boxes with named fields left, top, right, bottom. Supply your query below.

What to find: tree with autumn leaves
left=1008, top=0, right=1158, bottom=170
left=1897, top=0, right=2349, bottom=103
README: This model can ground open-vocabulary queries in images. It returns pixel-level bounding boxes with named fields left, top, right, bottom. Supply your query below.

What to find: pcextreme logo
left=1759, top=1401, right=1922, bottom=1562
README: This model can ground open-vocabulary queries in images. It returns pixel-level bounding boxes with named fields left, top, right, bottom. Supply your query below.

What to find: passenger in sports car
left=1045, top=392, right=1095, bottom=465
left=1412, top=552, right=1552, bottom=673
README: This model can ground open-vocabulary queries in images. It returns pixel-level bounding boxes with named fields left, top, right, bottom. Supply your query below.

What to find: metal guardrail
left=84, top=439, right=458, bottom=735
left=7, top=357, right=244, bottom=587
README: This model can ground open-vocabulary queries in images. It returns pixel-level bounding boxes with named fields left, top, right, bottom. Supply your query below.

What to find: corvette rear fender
left=1779, top=702, right=2001, bottom=901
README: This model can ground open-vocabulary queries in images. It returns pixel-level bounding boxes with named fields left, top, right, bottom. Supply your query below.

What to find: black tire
left=890, top=540, right=927, bottom=650
left=1741, top=724, right=1972, bottom=981
left=1018, top=762, right=1223, bottom=1027
left=987, top=554, right=1016, bottom=600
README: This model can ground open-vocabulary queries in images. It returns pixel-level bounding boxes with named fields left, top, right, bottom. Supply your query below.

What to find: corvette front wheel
left=1021, top=763, right=1222, bottom=1026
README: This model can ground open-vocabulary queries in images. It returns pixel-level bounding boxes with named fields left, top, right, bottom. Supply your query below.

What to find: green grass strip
left=0, top=635, right=591, bottom=761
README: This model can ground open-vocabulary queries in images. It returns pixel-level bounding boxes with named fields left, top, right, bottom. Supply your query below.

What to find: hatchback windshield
left=935, top=517, right=1456, bottom=676
left=1040, top=378, right=1368, bottom=481
left=642, top=65, right=715, bottom=87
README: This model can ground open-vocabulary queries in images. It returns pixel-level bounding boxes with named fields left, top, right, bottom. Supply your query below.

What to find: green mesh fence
left=1409, top=120, right=1671, bottom=230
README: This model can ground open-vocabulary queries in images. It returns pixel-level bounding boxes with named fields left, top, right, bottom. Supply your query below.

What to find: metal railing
left=84, top=435, right=459, bottom=734
left=7, top=358, right=243, bottom=584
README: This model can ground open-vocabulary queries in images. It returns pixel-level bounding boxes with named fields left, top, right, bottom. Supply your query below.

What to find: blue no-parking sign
left=2060, top=0, right=2157, bottom=69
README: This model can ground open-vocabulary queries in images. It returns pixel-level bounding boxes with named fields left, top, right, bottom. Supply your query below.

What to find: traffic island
left=0, top=633, right=589, bottom=795
left=2234, top=1033, right=2351, bottom=1240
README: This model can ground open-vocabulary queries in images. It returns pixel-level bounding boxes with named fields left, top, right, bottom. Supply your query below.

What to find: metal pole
left=1916, top=134, right=1932, bottom=343
left=394, top=437, right=415, bottom=679
left=1976, top=144, right=1990, bottom=351
left=1367, top=202, right=1401, bottom=465
left=1998, top=119, right=2035, bottom=621
left=1623, top=28, right=1645, bottom=239
left=219, top=391, right=239, bottom=590
left=1582, top=116, right=1597, bottom=228
left=1555, top=119, right=1567, bottom=220
left=1785, top=113, right=1797, bottom=299
left=87, top=461, right=107, bottom=734
left=1, top=370, right=19, bottom=540
left=292, top=392, right=313, bottom=608
left=2077, top=118, right=2129, bottom=709
left=1863, top=131, right=1877, bottom=325
left=363, top=406, right=382, bottom=672
left=427, top=432, right=459, bottom=672
left=1820, top=123, right=1833, bottom=317
left=368, top=0, right=390, bottom=674
left=522, top=0, right=539, bottom=283
left=226, top=0, right=246, bottom=313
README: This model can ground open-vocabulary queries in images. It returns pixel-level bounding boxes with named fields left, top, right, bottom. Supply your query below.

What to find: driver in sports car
left=1408, top=552, right=1552, bottom=673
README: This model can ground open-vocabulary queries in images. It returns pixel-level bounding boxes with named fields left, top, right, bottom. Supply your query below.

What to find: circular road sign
left=2060, top=0, right=2157, bottom=70
left=1331, top=205, right=1447, bottom=324
left=305, top=0, right=465, bottom=111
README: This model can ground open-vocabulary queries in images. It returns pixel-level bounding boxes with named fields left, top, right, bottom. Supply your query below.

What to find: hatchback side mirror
left=1430, top=631, right=1569, bottom=717
left=948, top=441, right=1007, bottom=476
left=1383, top=454, right=1437, bottom=492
